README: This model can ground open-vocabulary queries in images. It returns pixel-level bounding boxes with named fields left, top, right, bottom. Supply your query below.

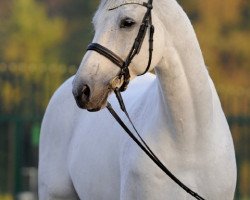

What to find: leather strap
left=87, top=43, right=124, bottom=68
left=87, top=43, right=130, bottom=91
left=107, top=89, right=206, bottom=200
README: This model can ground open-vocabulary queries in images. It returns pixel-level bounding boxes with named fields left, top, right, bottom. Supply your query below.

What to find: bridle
left=86, top=1, right=205, bottom=199
left=87, top=0, right=154, bottom=92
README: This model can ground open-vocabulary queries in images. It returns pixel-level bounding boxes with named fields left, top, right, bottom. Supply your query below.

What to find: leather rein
left=87, top=1, right=205, bottom=199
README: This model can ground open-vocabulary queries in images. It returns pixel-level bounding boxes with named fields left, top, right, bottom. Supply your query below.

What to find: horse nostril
left=72, top=84, right=91, bottom=109
left=82, top=84, right=91, bottom=100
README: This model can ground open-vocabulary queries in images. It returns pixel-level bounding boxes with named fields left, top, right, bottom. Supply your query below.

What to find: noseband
left=87, top=0, right=154, bottom=92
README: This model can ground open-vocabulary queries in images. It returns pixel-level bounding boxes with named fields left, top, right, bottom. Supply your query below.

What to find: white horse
left=39, top=0, right=237, bottom=199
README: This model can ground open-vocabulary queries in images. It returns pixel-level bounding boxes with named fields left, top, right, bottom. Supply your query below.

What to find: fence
left=0, top=63, right=249, bottom=199
left=0, top=63, right=77, bottom=199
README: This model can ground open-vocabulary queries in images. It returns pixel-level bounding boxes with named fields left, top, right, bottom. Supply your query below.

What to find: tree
left=0, top=0, right=65, bottom=64
left=179, top=0, right=250, bottom=89
left=40, top=0, right=100, bottom=64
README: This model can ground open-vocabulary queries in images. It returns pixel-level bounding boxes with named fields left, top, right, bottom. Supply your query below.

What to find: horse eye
left=120, top=18, right=136, bottom=28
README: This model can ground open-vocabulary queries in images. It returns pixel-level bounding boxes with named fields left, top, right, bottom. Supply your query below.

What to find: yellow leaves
left=0, top=194, right=13, bottom=200
left=0, top=63, right=76, bottom=114
left=1, top=82, right=21, bottom=113
left=198, top=0, right=243, bottom=25
left=183, top=0, right=250, bottom=89
left=2, top=0, right=65, bottom=63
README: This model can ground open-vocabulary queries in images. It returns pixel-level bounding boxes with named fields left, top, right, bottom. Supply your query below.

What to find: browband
left=108, top=2, right=148, bottom=11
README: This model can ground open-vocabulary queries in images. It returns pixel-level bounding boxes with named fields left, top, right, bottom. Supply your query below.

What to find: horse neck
left=154, top=2, right=214, bottom=142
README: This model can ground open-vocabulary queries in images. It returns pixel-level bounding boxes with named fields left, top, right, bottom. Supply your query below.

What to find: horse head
left=72, top=0, right=165, bottom=111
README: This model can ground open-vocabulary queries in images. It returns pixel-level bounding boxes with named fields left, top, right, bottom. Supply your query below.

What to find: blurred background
left=0, top=0, right=249, bottom=199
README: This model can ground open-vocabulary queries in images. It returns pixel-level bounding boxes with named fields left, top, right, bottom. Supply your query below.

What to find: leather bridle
left=86, top=1, right=205, bottom=199
left=87, top=0, right=154, bottom=92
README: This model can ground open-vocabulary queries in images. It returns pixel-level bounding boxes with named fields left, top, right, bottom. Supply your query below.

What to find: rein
left=87, top=1, right=205, bottom=199
left=107, top=89, right=205, bottom=200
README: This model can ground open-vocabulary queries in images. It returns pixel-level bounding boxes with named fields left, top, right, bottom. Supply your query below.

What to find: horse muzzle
left=72, top=81, right=111, bottom=112
left=72, top=84, right=91, bottom=109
